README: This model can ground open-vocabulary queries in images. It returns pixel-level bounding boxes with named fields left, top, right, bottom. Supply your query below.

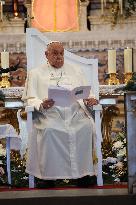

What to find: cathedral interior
left=0, top=1, right=136, bottom=204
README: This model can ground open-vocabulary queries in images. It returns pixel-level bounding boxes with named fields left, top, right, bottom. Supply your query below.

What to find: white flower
left=104, top=157, right=117, bottom=164
left=113, top=141, right=123, bottom=149
left=102, top=171, right=108, bottom=175
left=0, top=144, right=6, bottom=156
left=123, top=138, right=126, bottom=143
left=22, top=176, right=28, bottom=180
left=117, top=147, right=126, bottom=157
left=109, top=164, right=115, bottom=169
left=114, top=178, right=120, bottom=182
left=115, top=162, right=123, bottom=169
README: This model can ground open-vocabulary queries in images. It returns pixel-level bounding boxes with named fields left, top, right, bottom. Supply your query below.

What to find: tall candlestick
left=124, top=48, right=132, bottom=73
left=1, top=51, right=9, bottom=69
left=119, top=0, right=123, bottom=14
left=108, top=49, right=116, bottom=73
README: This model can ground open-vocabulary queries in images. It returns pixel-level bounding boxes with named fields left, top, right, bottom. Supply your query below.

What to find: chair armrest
left=25, top=106, right=34, bottom=133
left=93, top=104, right=102, bottom=111
left=25, top=106, right=34, bottom=113
left=93, top=104, right=103, bottom=186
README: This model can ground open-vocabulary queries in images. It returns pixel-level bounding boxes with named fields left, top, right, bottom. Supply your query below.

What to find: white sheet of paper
left=48, top=85, right=91, bottom=107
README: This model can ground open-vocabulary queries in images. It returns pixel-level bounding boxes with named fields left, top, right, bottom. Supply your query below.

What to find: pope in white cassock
left=22, top=42, right=98, bottom=188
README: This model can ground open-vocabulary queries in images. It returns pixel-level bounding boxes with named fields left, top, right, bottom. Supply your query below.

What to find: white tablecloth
left=0, top=124, right=21, bottom=150
left=0, top=123, right=22, bottom=185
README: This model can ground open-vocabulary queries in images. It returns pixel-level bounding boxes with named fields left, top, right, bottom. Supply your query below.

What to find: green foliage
left=0, top=91, right=5, bottom=102
left=102, top=128, right=127, bottom=183
left=124, top=73, right=136, bottom=91
left=10, top=151, right=29, bottom=187
left=0, top=149, right=29, bottom=187
left=125, top=0, right=136, bottom=18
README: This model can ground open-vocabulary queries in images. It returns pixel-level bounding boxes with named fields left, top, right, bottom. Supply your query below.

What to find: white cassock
left=22, top=62, right=97, bottom=180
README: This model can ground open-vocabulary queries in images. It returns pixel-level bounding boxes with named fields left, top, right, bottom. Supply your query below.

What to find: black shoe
left=77, top=175, right=97, bottom=188
left=36, top=180, right=55, bottom=189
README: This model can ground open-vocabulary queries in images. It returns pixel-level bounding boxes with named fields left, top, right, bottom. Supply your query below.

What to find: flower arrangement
left=0, top=142, right=28, bottom=187
left=0, top=144, right=7, bottom=185
left=102, top=123, right=127, bottom=183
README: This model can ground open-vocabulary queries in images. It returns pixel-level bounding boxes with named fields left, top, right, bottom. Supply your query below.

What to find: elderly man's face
left=45, top=42, right=64, bottom=68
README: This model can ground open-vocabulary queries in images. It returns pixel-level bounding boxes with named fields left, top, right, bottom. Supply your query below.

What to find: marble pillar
left=79, top=0, right=89, bottom=31
left=24, top=0, right=32, bottom=28
left=125, top=92, right=136, bottom=194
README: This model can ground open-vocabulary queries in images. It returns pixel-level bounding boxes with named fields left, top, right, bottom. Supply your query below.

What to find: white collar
left=47, top=63, right=65, bottom=75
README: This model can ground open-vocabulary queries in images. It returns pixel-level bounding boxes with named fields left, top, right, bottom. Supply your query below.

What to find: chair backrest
left=26, top=28, right=99, bottom=99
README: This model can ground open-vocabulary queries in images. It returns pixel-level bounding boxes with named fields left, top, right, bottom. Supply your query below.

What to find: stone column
left=133, top=48, right=136, bottom=72
left=24, top=0, right=32, bottom=27
left=125, top=92, right=136, bottom=194
left=79, top=0, right=89, bottom=31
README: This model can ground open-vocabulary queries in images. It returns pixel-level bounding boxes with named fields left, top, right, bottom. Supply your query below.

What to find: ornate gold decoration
left=101, top=0, right=123, bottom=27
left=101, top=105, right=120, bottom=143
left=20, top=109, right=27, bottom=120
left=124, top=72, right=133, bottom=84
left=0, top=109, right=20, bottom=133
left=110, top=1, right=121, bottom=26
left=0, top=74, right=11, bottom=88
left=108, top=73, right=119, bottom=85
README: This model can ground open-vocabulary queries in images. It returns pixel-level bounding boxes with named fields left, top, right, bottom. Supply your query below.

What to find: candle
left=1, top=51, right=9, bottom=69
left=124, top=48, right=132, bottom=73
left=119, top=0, right=123, bottom=15
left=101, top=0, right=104, bottom=15
left=13, top=0, right=19, bottom=17
left=108, top=49, right=116, bottom=73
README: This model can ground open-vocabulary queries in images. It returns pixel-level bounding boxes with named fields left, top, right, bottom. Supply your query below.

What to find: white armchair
left=25, top=28, right=103, bottom=188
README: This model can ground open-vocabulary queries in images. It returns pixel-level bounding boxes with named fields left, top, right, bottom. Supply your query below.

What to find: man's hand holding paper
left=83, top=98, right=98, bottom=106
left=48, top=85, right=91, bottom=107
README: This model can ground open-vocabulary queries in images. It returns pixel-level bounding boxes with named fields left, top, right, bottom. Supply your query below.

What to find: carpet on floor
left=0, top=184, right=128, bottom=192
